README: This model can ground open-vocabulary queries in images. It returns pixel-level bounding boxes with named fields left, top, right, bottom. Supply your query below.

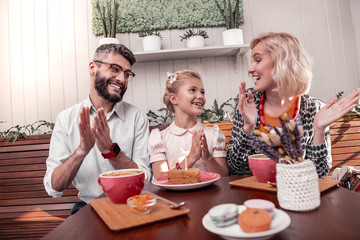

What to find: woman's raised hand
left=313, top=89, right=360, bottom=145
left=238, top=82, right=258, bottom=134
left=314, top=90, right=360, bottom=130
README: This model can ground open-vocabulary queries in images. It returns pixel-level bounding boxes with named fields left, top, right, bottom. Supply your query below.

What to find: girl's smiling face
left=248, top=42, right=276, bottom=92
left=171, top=77, right=206, bottom=117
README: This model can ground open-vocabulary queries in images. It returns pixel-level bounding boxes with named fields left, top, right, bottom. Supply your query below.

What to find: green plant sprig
left=147, top=98, right=237, bottom=126
left=214, top=0, right=243, bottom=29
left=180, top=29, right=209, bottom=42
left=138, top=30, right=162, bottom=38
left=147, top=108, right=174, bottom=126
left=94, top=0, right=119, bottom=38
left=0, top=120, right=54, bottom=143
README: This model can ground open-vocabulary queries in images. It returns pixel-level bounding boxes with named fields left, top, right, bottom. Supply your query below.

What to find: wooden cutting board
left=229, top=176, right=339, bottom=193
left=90, top=191, right=190, bottom=231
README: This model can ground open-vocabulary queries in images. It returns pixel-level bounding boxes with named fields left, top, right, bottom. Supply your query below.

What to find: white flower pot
left=98, top=37, right=120, bottom=46
left=143, top=35, right=161, bottom=52
left=187, top=36, right=205, bottom=48
left=222, top=29, right=244, bottom=45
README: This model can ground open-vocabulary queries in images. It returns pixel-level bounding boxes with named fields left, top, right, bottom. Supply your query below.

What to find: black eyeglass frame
left=93, top=60, right=135, bottom=81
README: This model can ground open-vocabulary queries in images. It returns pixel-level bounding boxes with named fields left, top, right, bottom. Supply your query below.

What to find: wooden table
left=42, top=176, right=360, bottom=240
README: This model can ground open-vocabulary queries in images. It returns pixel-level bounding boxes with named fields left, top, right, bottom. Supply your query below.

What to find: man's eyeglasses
left=94, top=60, right=135, bottom=82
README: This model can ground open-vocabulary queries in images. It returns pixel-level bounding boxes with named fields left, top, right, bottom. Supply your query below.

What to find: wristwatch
left=101, top=143, right=121, bottom=159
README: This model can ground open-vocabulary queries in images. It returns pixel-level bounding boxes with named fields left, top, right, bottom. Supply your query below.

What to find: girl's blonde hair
left=250, top=32, right=312, bottom=97
left=163, top=70, right=202, bottom=113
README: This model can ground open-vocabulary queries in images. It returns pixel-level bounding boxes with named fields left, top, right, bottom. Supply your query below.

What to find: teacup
left=98, top=169, right=145, bottom=204
left=248, top=154, right=277, bottom=183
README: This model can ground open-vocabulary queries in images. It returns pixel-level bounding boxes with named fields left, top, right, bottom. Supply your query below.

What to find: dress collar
left=168, top=121, right=203, bottom=136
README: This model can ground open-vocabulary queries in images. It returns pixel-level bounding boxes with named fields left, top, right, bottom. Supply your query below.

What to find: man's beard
left=94, top=71, right=127, bottom=103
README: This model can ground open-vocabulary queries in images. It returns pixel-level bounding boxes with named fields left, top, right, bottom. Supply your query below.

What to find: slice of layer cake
left=167, top=168, right=200, bottom=184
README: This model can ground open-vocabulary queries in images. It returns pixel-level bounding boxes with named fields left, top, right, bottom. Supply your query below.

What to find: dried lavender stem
left=278, top=118, right=298, bottom=161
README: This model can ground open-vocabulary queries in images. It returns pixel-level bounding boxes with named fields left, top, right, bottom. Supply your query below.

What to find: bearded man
left=44, top=44, right=151, bottom=215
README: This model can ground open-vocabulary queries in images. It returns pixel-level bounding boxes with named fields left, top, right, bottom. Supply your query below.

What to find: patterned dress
left=226, top=88, right=332, bottom=179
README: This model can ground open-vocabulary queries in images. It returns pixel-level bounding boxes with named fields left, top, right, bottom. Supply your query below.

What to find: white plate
left=202, top=205, right=291, bottom=240
left=151, top=172, right=220, bottom=190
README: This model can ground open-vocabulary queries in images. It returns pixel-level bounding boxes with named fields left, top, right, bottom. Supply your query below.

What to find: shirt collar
left=84, top=96, right=125, bottom=121
left=168, top=121, right=203, bottom=136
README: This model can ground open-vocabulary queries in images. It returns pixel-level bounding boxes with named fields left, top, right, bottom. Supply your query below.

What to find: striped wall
left=0, top=0, right=359, bottom=131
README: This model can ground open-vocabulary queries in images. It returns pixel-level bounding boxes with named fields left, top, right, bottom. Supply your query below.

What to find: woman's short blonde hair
left=250, top=32, right=312, bottom=97
left=163, top=70, right=202, bottom=113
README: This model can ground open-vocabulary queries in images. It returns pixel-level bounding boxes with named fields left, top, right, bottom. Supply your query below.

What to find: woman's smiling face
left=248, top=42, right=276, bottom=92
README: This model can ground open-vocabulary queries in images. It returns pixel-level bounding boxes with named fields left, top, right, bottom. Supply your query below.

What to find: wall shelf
left=133, top=44, right=250, bottom=66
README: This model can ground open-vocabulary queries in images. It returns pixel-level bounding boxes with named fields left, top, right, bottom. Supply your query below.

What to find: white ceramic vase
left=187, top=36, right=205, bottom=48
left=222, top=29, right=244, bottom=45
left=98, top=37, right=120, bottom=46
left=143, top=35, right=161, bottom=52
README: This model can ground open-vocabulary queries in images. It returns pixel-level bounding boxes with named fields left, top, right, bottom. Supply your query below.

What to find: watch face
left=102, top=143, right=120, bottom=159
left=112, top=143, right=121, bottom=155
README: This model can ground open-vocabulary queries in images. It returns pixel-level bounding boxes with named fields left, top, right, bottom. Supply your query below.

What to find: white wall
left=0, top=0, right=359, bottom=132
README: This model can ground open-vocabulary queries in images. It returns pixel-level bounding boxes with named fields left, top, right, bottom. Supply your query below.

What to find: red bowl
left=98, top=169, right=145, bottom=204
left=248, top=154, right=277, bottom=183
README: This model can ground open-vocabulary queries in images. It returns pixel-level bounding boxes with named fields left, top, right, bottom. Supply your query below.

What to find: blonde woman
left=226, top=32, right=360, bottom=178
left=148, top=70, right=229, bottom=178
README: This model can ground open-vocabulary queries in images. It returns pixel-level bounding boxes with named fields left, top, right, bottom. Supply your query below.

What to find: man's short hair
left=93, top=44, right=136, bottom=66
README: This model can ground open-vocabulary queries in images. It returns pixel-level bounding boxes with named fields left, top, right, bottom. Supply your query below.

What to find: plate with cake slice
left=152, top=169, right=220, bottom=190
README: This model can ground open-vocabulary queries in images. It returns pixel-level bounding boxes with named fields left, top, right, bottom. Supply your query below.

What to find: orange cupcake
left=238, top=208, right=271, bottom=233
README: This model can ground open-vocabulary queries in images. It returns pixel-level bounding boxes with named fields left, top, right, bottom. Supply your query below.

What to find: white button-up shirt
left=43, top=97, right=151, bottom=203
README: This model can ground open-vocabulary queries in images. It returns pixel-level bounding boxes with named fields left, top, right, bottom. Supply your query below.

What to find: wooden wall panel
left=35, top=0, right=51, bottom=122
left=215, top=57, right=233, bottom=105
left=22, top=0, right=38, bottom=124
left=131, top=63, right=148, bottom=113
left=8, top=0, right=25, bottom=127
left=301, top=0, right=336, bottom=99
left=145, top=61, right=162, bottom=112
left=48, top=0, right=65, bottom=121
left=60, top=0, right=78, bottom=109
left=338, top=0, right=359, bottom=93
left=0, top=0, right=12, bottom=130
left=158, top=60, right=174, bottom=110
left=0, top=0, right=360, bottom=132
left=201, top=58, right=217, bottom=110
left=74, top=0, right=91, bottom=102
left=326, top=0, right=348, bottom=95
left=350, top=0, right=360, bottom=87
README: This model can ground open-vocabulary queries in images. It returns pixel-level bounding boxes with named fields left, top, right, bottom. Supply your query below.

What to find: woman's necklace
left=259, top=92, right=300, bottom=127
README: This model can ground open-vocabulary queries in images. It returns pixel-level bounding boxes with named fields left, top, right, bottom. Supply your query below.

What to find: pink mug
left=98, top=169, right=145, bottom=204
left=248, top=154, right=277, bottom=183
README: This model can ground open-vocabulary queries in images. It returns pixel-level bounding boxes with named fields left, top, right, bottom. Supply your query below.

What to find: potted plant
left=94, top=0, right=120, bottom=46
left=214, top=0, right=244, bottom=45
left=139, top=30, right=162, bottom=52
left=180, top=29, right=209, bottom=48
left=0, top=120, right=54, bottom=143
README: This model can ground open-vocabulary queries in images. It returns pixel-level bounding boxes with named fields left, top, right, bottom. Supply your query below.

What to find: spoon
left=156, top=198, right=186, bottom=209
left=267, top=181, right=277, bottom=187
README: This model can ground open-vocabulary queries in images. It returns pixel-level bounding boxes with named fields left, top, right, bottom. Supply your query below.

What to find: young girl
left=148, top=70, right=229, bottom=178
